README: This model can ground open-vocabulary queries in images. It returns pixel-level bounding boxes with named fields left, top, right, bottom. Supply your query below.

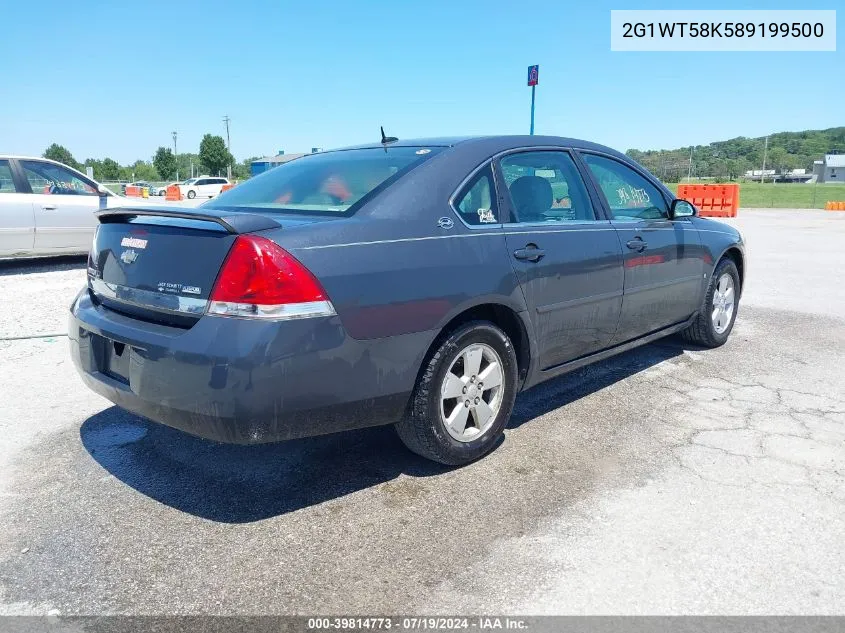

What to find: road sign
left=527, top=65, right=539, bottom=86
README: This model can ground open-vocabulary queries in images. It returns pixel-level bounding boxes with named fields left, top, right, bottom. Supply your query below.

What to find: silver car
left=0, top=156, right=147, bottom=258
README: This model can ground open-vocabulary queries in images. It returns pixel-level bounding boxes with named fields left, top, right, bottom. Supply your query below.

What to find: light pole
left=172, top=131, right=178, bottom=181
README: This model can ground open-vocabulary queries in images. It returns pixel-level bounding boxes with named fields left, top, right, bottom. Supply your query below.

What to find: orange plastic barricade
left=676, top=184, right=740, bottom=218
left=825, top=201, right=845, bottom=211
left=165, top=184, right=182, bottom=201
left=220, top=183, right=234, bottom=193
left=124, top=185, right=141, bottom=197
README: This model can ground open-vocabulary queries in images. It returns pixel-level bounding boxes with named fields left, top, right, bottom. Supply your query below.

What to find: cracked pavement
left=0, top=209, right=843, bottom=614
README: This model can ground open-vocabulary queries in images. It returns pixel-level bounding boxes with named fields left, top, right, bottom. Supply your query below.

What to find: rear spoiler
left=96, top=206, right=281, bottom=234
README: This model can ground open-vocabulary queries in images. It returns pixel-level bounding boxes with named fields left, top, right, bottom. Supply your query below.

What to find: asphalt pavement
left=0, top=209, right=842, bottom=615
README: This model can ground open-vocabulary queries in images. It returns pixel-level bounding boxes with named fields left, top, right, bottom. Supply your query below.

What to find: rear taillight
left=207, top=235, right=335, bottom=320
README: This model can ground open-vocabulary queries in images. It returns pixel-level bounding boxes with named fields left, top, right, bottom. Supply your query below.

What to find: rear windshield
left=204, top=146, right=443, bottom=215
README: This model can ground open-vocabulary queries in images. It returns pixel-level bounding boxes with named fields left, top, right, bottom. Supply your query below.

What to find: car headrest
left=509, top=176, right=553, bottom=222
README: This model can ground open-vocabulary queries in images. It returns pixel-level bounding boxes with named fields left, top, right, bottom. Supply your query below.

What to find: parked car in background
left=0, top=155, right=149, bottom=258
left=69, top=136, right=745, bottom=465
left=150, top=183, right=176, bottom=196
left=120, top=180, right=154, bottom=195
left=178, top=176, right=229, bottom=199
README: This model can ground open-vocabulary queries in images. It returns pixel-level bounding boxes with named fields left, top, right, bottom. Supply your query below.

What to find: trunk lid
left=87, top=206, right=319, bottom=327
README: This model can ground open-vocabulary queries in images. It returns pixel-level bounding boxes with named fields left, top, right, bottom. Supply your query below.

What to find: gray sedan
left=69, top=136, right=745, bottom=465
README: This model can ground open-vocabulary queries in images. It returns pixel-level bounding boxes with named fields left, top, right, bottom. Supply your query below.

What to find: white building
left=814, top=154, right=845, bottom=183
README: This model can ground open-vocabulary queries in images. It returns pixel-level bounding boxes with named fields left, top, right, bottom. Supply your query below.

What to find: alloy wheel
left=711, top=273, right=735, bottom=334
left=440, top=343, right=505, bottom=442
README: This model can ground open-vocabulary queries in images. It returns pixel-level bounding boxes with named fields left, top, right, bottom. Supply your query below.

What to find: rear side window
left=20, top=160, right=97, bottom=196
left=454, top=165, right=498, bottom=225
left=499, top=151, right=596, bottom=223
left=581, top=154, right=668, bottom=221
left=205, top=146, right=443, bottom=215
left=0, top=160, right=15, bottom=193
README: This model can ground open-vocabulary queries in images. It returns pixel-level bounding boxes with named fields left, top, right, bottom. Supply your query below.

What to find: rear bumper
left=69, top=290, right=429, bottom=444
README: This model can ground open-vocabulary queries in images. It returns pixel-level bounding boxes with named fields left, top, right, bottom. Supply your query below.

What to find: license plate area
left=99, top=336, right=131, bottom=385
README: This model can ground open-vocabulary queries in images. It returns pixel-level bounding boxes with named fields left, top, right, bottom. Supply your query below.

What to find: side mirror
left=670, top=199, right=696, bottom=219
left=97, top=184, right=110, bottom=197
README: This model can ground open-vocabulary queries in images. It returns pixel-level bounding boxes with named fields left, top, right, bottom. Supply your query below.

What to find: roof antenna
left=380, top=126, right=398, bottom=150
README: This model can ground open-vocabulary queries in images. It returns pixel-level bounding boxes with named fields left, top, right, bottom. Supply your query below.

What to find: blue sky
left=0, top=0, right=841, bottom=163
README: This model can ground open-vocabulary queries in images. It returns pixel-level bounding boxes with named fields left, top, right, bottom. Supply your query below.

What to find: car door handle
left=41, top=205, right=58, bottom=211
left=626, top=238, right=647, bottom=252
left=513, top=245, right=545, bottom=262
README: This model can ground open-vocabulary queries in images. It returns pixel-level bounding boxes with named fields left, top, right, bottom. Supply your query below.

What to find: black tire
left=680, top=257, right=740, bottom=348
left=158, top=190, right=166, bottom=196
left=396, top=321, right=518, bottom=466
left=187, top=190, right=196, bottom=199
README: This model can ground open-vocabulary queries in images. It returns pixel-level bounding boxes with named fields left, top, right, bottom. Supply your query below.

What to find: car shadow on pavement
left=80, top=408, right=449, bottom=523
left=0, top=254, right=86, bottom=276
left=79, top=339, right=686, bottom=524
left=507, top=339, right=686, bottom=429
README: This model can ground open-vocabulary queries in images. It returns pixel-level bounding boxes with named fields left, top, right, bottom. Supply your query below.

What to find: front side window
left=499, top=151, right=596, bottom=223
left=20, top=160, right=97, bottom=196
left=454, top=165, right=498, bottom=225
left=581, top=154, right=668, bottom=221
left=205, top=146, right=443, bottom=215
left=0, top=160, right=15, bottom=194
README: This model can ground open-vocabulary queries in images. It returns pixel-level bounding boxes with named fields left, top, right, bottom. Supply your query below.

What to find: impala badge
left=120, top=249, right=138, bottom=264
left=437, top=217, right=454, bottom=230
left=121, top=236, right=148, bottom=249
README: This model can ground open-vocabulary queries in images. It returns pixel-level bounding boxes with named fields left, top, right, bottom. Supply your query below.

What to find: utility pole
left=223, top=115, right=232, bottom=179
left=687, top=146, right=693, bottom=182
left=172, top=131, right=178, bottom=181
left=761, top=135, right=769, bottom=184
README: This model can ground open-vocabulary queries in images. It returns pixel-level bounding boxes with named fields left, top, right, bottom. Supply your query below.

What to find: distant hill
left=626, top=127, right=845, bottom=182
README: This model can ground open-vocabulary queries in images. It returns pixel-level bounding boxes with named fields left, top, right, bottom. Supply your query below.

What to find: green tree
left=174, top=153, right=201, bottom=180
left=100, top=158, right=121, bottom=181
left=153, top=147, right=177, bottom=180
left=43, top=143, right=81, bottom=170
left=626, top=127, right=845, bottom=180
left=83, top=158, right=103, bottom=179
left=767, top=147, right=788, bottom=174
left=127, top=160, right=158, bottom=182
left=199, top=134, right=234, bottom=176
left=725, top=159, right=744, bottom=181
left=233, top=156, right=261, bottom=180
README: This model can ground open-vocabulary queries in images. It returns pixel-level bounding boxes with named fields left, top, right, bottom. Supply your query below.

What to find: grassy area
left=665, top=182, right=845, bottom=209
